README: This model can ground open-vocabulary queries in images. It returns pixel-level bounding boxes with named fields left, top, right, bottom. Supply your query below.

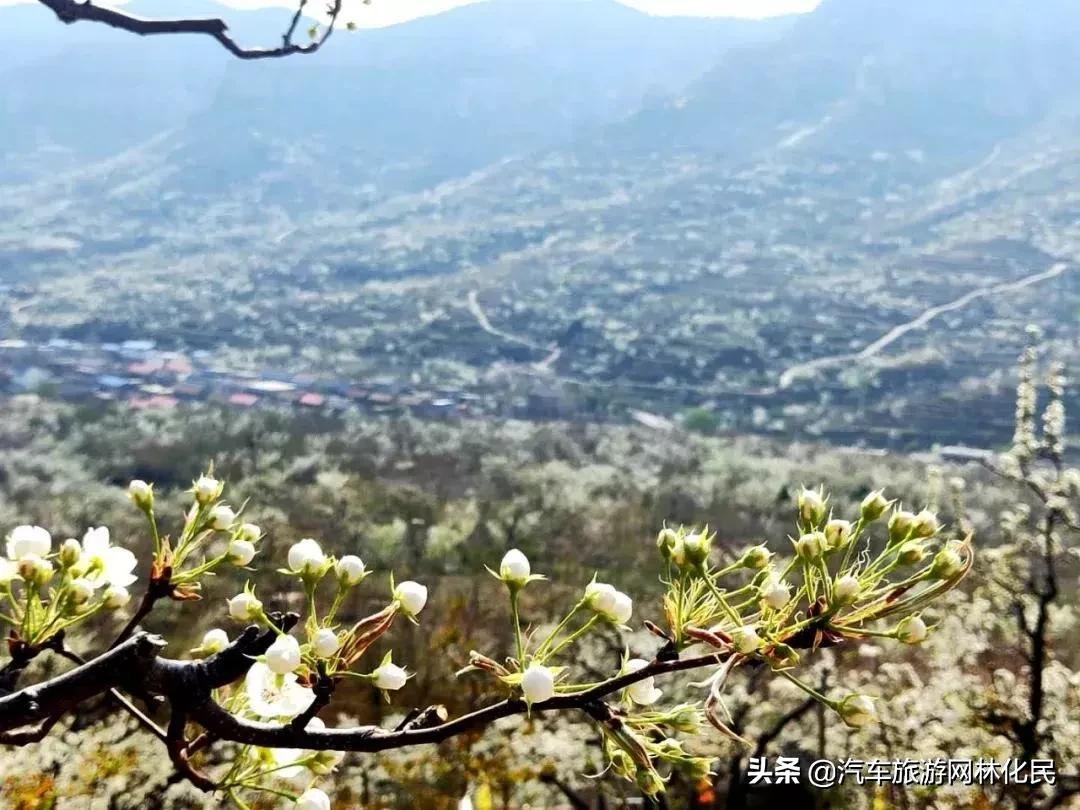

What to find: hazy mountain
left=615, top=0, right=1080, bottom=172
left=0, top=0, right=788, bottom=188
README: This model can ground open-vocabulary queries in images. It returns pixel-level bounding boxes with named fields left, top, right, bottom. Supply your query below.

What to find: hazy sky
left=2, top=0, right=821, bottom=27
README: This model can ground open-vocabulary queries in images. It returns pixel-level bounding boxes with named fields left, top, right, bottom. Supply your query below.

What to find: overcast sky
left=1, top=0, right=821, bottom=27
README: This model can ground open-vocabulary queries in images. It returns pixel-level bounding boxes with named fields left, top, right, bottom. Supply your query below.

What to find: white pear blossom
left=335, top=555, right=366, bottom=585
left=0, top=557, right=17, bottom=584
left=127, top=479, right=153, bottom=508
left=585, top=581, right=633, bottom=624
left=201, top=628, right=229, bottom=654
left=499, top=548, right=531, bottom=587
left=244, top=662, right=315, bottom=719
left=79, top=527, right=137, bottom=589
left=209, top=505, right=237, bottom=531
left=270, top=717, right=331, bottom=780
left=237, top=523, right=262, bottom=543
left=760, top=576, right=791, bottom=610
left=833, top=574, right=861, bottom=604
left=838, top=694, right=877, bottom=727
left=624, top=658, right=662, bottom=705
left=897, top=615, right=928, bottom=644
left=227, top=591, right=262, bottom=621
left=394, top=580, right=428, bottom=616
left=287, top=538, right=326, bottom=575
left=520, top=663, right=556, bottom=704
left=227, top=539, right=256, bottom=566
left=103, top=585, right=130, bottom=609
left=731, top=625, right=763, bottom=655
left=6, top=525, right=51, bottom=561
left=295, top=788, right=331, bottom=810
left=265, top=635, right=302, bottom=674
left=372, top=662, right=408, bottom=691
left=312, top=628, right=340, bottom=658
left=193, top=475, right=222, bottom=504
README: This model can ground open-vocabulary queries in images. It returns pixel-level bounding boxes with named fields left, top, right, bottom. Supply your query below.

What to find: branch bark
left=35, top=0, right=345, bottom=60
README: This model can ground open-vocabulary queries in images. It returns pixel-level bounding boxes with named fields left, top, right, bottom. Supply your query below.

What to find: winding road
left=778, top=262, right=1073, bottom=388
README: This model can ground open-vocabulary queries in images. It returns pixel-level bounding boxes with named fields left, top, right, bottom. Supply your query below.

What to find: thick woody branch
left=35, top=0, right=344, bottom=61
left=0, top=633, right=166, bottom=733
left=188, top=651, right=730, bottom=752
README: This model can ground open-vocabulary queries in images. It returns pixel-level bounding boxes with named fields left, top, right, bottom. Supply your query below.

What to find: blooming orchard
left=0, top=466, right=973, bottom=808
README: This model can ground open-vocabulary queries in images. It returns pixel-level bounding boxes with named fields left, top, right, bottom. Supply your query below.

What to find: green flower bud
left=794, top=531, right=826, bottom=561
left=797, top=487, right=827, bottom=527
left=741, top=544, right=772, bottom=570
left=860, top=489, right=892, bottom=522
left=888, top=509, right=917, bottom=544
left=897, top=539, right=927, bottom=565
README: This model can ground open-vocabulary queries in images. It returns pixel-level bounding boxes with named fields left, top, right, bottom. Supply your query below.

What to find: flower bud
left=888, top=509, right=917, bottom=544
left=309, top=747, right=345, bottom=776
left=209, top=505, right=237, bottom=531
left=520, top=663, right=556, bottom=704
left=797, top=487, right=827, bottom=526
left=623, top=658, right=662, bottom=705
left=69, top=577, right=94, bottom=604
left=128, top=479, right=153, bottom=509
left=18, top=554, right=54, bottom=586
left=794, top=531, right=826, bottom=561
left=896, top=615, right=928, bottom=644
left=287, top=538, right=326, bottom=576
left=59, top=538, right=82, bottom=567
left=731, top=625, right=763, bottom=655
left=585, top=581, right=632, bottom=625
left=295, top=788, right=331, bottom=810
left=860, top=490, right=891, bottom=522
left=237, top=523, right=262, bottom=543
left=930, top=545, right=963, bottom=579
left=759, top=577, right=791, bottom=611
left=682, top=532, right=711, bottom=568
left=824, top=519, right=852, bottom=549
left=265, top=634, right=302, bottom=674
left=768, top=643, right=800, bottom=668
left=312, top=628, right=340, bottom=658
left=656, top=528, right=681, bottom=562
left=103, top=585, right=131, bottom=609
left=636, top=768, right=665, bottom=797
left=911, top=509, right=939, bottom=538
left=335, top=555, right=367, bottom=586
left=838, top=694, right=877, bottom=727
left=833, top=574, right=861, bottom=605
left=741, top=544, right=772, bottom=570
left=372, top=661, right=408, bottom=691
left=227, top=591, right=262, bottom=621
left=897, top=539, right=927, bottom=565
left=499, top=549, right=531, bottom=588
left=394, top=580, right=428, bottom=617
left=227, top=539, right=256, bottom=566
left=201, top=628, right=229, bottom=654
left=193, top=475, right=222, bottom=505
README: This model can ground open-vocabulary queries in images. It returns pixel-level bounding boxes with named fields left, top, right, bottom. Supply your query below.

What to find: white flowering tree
left=0, top=472, right=972, bottom=809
